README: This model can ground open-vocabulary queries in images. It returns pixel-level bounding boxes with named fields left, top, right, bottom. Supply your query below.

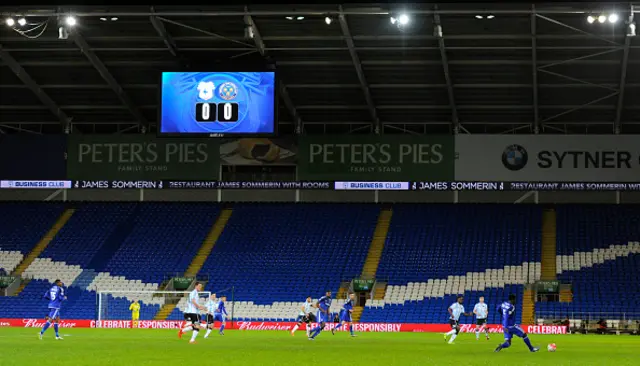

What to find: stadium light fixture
left=398, top=14, right=409, bottom=25
left=65, top=16, right=76, bottom=26
left=17, top=18, right=26, bottom=26
left=100, top=17, right=107, bottom=21
left=628, top=22, right=636, bottom=37
left=587, top=15, right=595, bottom=24
left=325, top=16, right=332, bottom=25
left=475, top=15, right=483, bottom=19
left=487, top=15, right=495, bottom=19
left=296, top=16, right=304, bottom=21
left=110, top=17, right=118, bottom=21
left=608, top=14, right=618, bottom=23
left=5, top=17, right=15, bottom=26
left=285, top=16, right=293, bottom=20
left=598, top=15, right=606, bottom=23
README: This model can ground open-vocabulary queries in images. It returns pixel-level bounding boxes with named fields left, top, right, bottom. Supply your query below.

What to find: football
left=547, top=343, right=557, bottom=352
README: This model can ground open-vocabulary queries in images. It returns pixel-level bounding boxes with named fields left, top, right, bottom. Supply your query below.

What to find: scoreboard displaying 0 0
left=159, top=72, right=276, bottom=136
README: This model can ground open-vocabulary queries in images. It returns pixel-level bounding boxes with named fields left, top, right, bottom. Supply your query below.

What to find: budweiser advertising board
left=0, top=319, right=567, bottom=335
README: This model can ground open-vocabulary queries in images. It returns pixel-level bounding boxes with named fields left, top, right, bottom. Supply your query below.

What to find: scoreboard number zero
left=195, top=103, right=239, bottom=122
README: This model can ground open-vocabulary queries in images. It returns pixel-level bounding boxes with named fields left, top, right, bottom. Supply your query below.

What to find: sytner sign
left=456, top=135, right=640, bottom=182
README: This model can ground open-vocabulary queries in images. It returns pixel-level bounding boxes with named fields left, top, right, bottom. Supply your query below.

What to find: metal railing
left=536, top=312, right=640, bottom=335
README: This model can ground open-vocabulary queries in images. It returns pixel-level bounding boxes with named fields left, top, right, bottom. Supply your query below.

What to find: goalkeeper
left=129, top=300, right=140, bottom=328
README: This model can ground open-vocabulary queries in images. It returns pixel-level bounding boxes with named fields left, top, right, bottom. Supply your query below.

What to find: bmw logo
left=218, top=82, right=238, bottom=101
left=502, top=144, right=528, bottom=171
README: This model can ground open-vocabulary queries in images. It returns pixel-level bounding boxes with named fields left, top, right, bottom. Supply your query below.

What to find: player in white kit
left=178, top=282, right=206, bottom=344
left=444, top=295, right=473, bottom=344
left=291, top=297, right=316, bottom=337
left=473, top=296, right=490, bottom=340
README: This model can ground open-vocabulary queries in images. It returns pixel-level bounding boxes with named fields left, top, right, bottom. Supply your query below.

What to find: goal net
left=96, top=290, right=211, bottom=326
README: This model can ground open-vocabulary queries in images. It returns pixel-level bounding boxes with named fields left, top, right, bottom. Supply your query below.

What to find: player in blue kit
left=309, top=291, right=332, bottom=340
left=39, top=279, right=66, bottom=340
left=494, top=294, right=539, bottom=353
left=211, top=295, right=228, bottom=336
left=332, top=293, right=356, bottom=337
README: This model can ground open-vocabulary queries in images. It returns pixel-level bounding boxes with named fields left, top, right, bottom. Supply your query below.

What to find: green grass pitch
left=1, top=328, right=638, bottom=366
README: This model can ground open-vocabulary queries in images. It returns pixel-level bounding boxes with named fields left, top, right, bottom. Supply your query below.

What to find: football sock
left=334, top=323, right=343, bottom=330
left=448, top=333, right=458, bottom=343
left=311, top=326, right=322, bottom=338
left=40, top=321, right=51, bottom=335
left=54, top=323, right=59, bottom=337
left=292, top=324, right=299, bottom=332
left=205, top=329, right=212, bottom=337
left=445, top=329, right=456, bottom=336
left=475, top=329, right=480, bottom=339
left=182, top=326, right=192, bottom=332
left=500, top=340, right=511, bottom=349
left=523, top=336, right=534, bottom=351
left=349, top=325, right=354, bottom=336
left=219, top=324, right=225, bottom=333
left=190, top=330, right=198, bottom=342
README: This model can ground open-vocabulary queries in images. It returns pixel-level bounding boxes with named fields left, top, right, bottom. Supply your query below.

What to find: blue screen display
left=160, top=72, right=276, bottom=135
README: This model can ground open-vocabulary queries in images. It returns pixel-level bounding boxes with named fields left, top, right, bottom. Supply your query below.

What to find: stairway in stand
left=541, top=209, right=557, bottom=281
left=373, top=281, right=387, bottom=300
left=361, top=209, right=393, bottom=279
left=12, top=209, right=75, bottom=296
left=521, top=288, right=536, bottom=325
left=559, top=287, right=573, bottom=303
left=155, top=208, right=233, bottom=320
left=336, top=281, right=350, bottom=300
left=352, top=306, right=364, bottom=322
left=154, top=304, right=177, bottom=320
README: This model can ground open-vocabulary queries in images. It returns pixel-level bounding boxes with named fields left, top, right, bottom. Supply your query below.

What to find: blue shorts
left=213, top=313, right=225, bottom=322
left=47, top=308, right=61, bottom=319
left=317, top=310, right=331, bottom=323
left=503, top=325, right=526, bottom=340
left=339, top=310, right=352, bottom=322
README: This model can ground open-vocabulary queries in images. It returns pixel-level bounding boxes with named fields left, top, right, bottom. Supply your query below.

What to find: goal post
left=96, top=290, right=211, bottom=326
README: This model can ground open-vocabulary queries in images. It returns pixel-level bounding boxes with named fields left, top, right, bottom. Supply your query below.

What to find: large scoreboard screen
left=159, top=72, right=276, bottom=137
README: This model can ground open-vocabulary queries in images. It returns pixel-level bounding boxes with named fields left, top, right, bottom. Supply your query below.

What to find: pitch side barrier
left=0, top=318, right=567, bottom=334
left=1, top=180, right=640, bottom=191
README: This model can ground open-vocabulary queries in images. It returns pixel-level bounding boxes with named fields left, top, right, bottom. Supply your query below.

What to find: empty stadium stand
left=536, top=205, right=640, bottom=322
left=360, top=204, right=543, bottom=324
left=0, top=203, right=65, bottom=273
left=0, top=203, right=221, bottom=320
left=166, top=204, right=380, bottom=321
left=1, top=202, right=638, bottom=326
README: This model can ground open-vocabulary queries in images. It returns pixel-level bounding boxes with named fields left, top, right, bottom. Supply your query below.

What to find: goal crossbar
left=96, top=290, right=211, bottom=324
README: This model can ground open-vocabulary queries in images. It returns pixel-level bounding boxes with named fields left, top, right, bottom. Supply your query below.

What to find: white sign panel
left=455, top=135, right=640, bottom=182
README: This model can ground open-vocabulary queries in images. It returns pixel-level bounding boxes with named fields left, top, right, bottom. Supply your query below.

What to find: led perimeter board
left=159, top=71, right=276, bottom=137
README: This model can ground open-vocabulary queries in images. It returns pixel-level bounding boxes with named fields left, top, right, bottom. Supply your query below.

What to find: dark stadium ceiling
left=0, top=3, right=639, bottom=135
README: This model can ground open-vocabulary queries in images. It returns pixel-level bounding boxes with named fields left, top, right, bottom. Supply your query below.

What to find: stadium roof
left=0, top=3, right=639, bottom=135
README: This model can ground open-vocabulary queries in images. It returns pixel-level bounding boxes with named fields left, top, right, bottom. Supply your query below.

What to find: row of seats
left=377, top=205, right=542, bottom=285
left=0, top=203, right=65, bottom=255
left=0, top=250, right=23, bottom=274
left=363, top=286, right=525, bottom=323
left=1, top=203, right=638, bottom=324
left=541, top=204, right=640, bottom=322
